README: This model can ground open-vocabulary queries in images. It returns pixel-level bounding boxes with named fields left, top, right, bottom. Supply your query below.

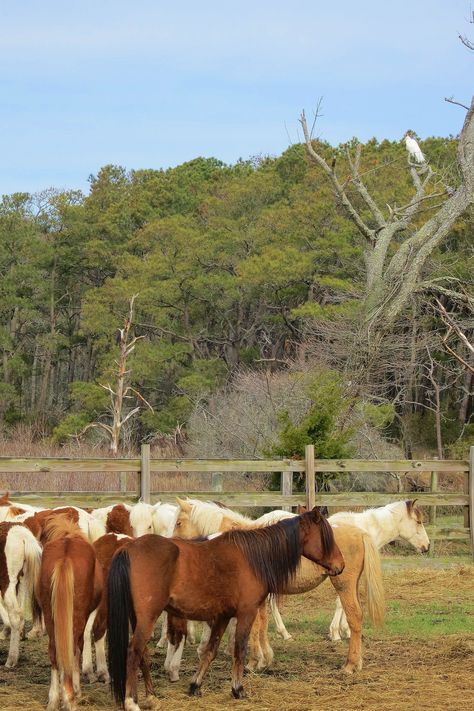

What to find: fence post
left=429, top=470, right=438, bottom=557
left=469, top=446, right=474, bottom=563
left=211, top=472, right=223, bottom=494
left=281, top=470, right=293, bottom=512
left=305, top=444, right=316, bottom=511
left=140, top=443, right=151, bottom=503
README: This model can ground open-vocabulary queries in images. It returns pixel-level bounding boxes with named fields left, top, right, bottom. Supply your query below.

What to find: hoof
left=142, top=696, right=162, bottom=710
left=27, top=628, right=43, bottom=640
left=4, top=659, right=17, bottom=670
left=168, top=671, right=180, bottom=683
left=97, top=670, right=110, bottom=684
left=231, top=685, right=246, bottom=699
left=188, top=682, right=202, bottom=697
left=280, top=632, right=292, bottom=641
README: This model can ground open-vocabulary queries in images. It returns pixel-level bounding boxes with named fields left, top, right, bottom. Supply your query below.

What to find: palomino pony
left=173, top=498, right=384, bottom=675
left=325, top=500, right=429, bottom=641
left=37, top=516, right=103, bottom=711
left=107, top=508, right=344, bottom=709
left=0, top=521, right=42, bottom=667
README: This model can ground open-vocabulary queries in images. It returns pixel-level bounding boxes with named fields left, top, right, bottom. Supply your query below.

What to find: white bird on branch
left=403, top=133, right=425, bottom=164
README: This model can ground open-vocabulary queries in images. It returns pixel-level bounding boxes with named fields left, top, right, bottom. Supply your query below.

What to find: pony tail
left=51, top=558, right=75, bottom=677
left=362, top=532, right=385, bottom=628
left=107, top=549, right=133, bottom=705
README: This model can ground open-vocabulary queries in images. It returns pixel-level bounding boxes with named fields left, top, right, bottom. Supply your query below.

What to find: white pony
left=0, top=522, right=42, bottom=667
left=325, top=500, right=429, bottom=641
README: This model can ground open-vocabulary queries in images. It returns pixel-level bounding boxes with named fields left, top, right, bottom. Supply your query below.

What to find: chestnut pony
left=108, top=507, right=344, bottom=710
left=37, top=516, right=103, bottom=711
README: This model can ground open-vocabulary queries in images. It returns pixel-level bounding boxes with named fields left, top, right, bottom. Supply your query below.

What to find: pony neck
left=365, top=503, right=405, bottom=548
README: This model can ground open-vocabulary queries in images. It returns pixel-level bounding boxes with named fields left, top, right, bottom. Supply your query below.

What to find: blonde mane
left=185, top=499, right=254, bottom=535
left=42, top=515, right=86, bottom=543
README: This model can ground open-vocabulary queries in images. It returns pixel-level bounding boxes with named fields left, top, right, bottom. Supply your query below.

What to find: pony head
left=396, top=500, right=430, bottom=553
left=173, top=498, right=202, bottom=538
left=299, top=507, right=345, bottom=576
left=129, top=502, right=155, bottom=537
left=151, top=502, right=179, bottom=536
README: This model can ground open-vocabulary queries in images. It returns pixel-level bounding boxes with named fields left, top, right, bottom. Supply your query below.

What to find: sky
left=0, top=0, right=472, bottom=195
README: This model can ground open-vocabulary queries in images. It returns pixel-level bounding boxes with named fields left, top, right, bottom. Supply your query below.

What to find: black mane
left=225, top=516, right=302, bottom=594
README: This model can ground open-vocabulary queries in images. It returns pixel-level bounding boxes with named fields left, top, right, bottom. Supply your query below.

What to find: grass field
left=0, top=557, right=473, bottom=711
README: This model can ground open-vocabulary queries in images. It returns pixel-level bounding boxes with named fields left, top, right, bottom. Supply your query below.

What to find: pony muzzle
left=324, top=562, right=345, bottom=577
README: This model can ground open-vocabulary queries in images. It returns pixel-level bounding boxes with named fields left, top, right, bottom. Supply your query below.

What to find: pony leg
left=95, top=635, right=109, bottom=683
left=232, top=612, right=258, bottom=699
left=47, top=667, right=61, bottom=711
left=197, top=622, right=212, bottom=658
left=339, top=609, right=351, bottom=639
left=124, top=616, right=158, bottom=711
left=4, top=583, right=22, bottom=668
left=164, top=615, right=187, bottom=682
left=224, top=617, right=236, bottom=656
left=246, top=609, right=265, bottom=672
left=187, top=620, right=197, bottom=644
left=155, top=611, right=168, bottom=649
left=73, top=648, right=81, bottom=699
left=329, top=596, right=344, bottom=641
left=140, top=648, right=161, bottom=710
left=82, top=609, right=97, bottom=682
left=27, top=612, right=45, bottom=640
left=189, top=615, right=230, bottom=696
left=92, top=600, right=109, bottom=683
left=259, top=603, right=274, bottom=667
left=330, top=576, right=363, bottom=674
left=0, top=598, right=11, bottom=639
left=45, top=619, right=60, bottom=711
left=270, top=596, right=292, bottom=640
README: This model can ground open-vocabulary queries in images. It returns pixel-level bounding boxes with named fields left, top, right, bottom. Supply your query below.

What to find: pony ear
left=176, top=497, right=192, bottom=513
left=297, top=504, right=307, bottom=514
left=405, top=499, right=417, bottom=514
left=311, top=506, right=322, bottom=521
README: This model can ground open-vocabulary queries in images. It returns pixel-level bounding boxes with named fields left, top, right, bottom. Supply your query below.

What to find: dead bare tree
left=300, top=95, right=474, bottom=332
left=79, top=294, right=153, bottom=453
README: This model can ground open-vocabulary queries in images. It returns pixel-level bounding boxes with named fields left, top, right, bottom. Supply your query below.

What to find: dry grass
left=0, top=561, right=473, bottom=711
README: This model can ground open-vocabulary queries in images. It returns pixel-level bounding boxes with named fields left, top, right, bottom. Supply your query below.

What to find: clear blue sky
left=1, top=0, right=472, bottom=195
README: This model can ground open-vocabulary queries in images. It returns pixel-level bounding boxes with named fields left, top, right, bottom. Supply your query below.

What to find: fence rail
left=1, top=445, right=472, bottom=559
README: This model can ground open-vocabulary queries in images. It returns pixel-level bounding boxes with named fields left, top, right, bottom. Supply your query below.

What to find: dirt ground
left=0, top=559, right=473, bottom=711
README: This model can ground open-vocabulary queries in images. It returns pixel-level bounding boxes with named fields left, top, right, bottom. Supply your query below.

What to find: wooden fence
left=1, top=444, right=472, bottom=560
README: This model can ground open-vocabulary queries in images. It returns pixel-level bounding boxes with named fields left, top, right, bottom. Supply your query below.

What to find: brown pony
left=107, top=508, right=344, bottom=709
left=82, top=532, right=133, bottom=683
left=37, top=516, right=103, bottom=711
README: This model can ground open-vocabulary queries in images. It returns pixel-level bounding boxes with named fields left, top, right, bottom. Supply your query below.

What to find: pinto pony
left=0, top=522, right=42, bottom=667
left=108, top=508, right=344, bottom=709
left=37, top=516, right=103, bottom=711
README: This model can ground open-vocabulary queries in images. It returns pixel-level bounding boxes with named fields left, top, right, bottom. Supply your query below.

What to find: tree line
left=0, top=130, right=472, bottom=457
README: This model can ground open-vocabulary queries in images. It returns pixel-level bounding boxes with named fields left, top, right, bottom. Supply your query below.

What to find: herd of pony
left=0, top=492, right=430, bottom=711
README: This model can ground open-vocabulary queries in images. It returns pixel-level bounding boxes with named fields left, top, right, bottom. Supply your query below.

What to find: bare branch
left=300, top=110, right=375, bottom=244
left=445, top=96, right=471, bottom=111
left=125, top=386, right=155, bottom=412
